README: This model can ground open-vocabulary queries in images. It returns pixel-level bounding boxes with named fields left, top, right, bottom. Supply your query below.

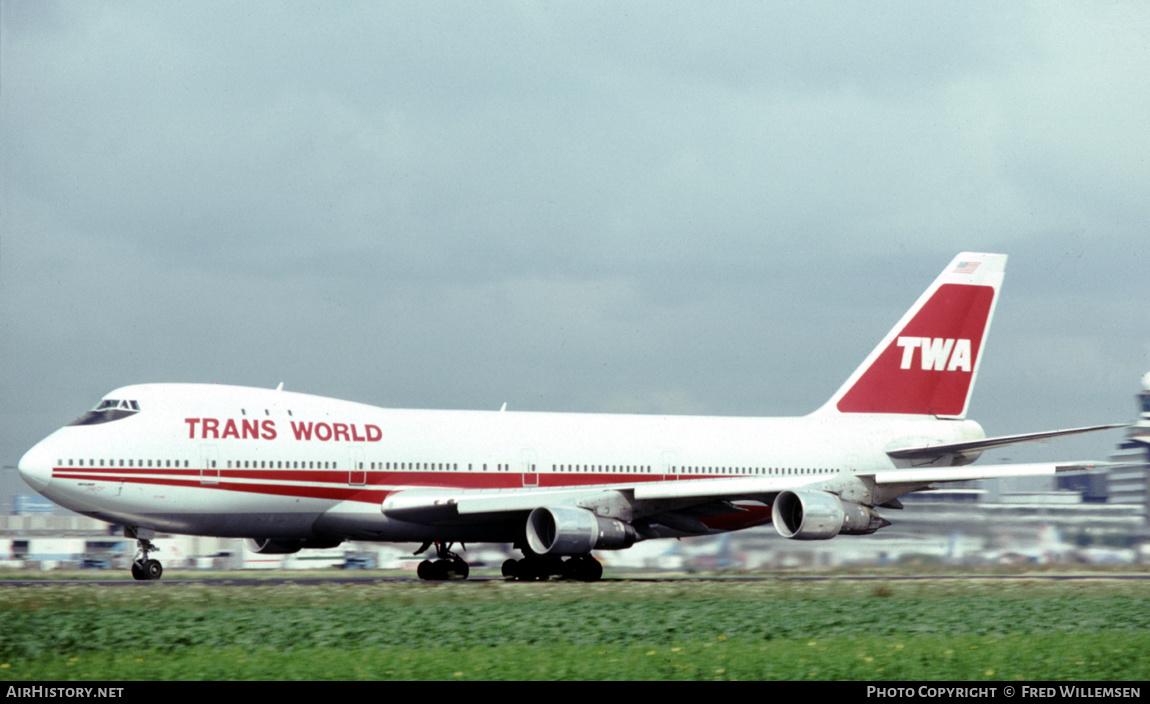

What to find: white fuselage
left=18, top=383, right=983, bottom=544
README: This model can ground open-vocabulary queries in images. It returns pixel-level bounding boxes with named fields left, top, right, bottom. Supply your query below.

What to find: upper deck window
left=69, top=398, right=141, bottom=426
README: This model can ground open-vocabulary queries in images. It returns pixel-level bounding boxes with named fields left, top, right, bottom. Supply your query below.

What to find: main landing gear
left=502, top=554, right=603, bottom=582
left=415, top=542, right=470, bottom=581
left=411, top=543, right=604, bottom=582
left=127, top=527, right=163, bottom=581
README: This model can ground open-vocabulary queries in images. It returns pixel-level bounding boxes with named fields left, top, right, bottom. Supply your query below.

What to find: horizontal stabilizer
left=886, top=423, right=1126, bottom=460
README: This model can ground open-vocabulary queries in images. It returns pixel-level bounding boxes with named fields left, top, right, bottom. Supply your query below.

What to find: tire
left=572, top=556, right=602, bottom=582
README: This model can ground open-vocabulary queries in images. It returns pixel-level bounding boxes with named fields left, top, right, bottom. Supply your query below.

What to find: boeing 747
left=17, top=252, right=1118, bottom=580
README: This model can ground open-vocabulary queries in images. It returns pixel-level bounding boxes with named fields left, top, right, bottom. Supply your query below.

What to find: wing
left=376, top=457, right=1115, bottom=548
left=381, top=477, right=811, bottom=540
left=374, top=422, right=1122, bottom=546
left=871, top=460, right=1114, bottom=485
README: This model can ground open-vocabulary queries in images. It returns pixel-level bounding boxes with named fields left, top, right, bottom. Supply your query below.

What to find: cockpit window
left=69, top=399, right=141, bottom=426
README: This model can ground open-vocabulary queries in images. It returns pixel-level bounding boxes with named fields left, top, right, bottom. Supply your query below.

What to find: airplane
left=17, top=252, right=1120, bottom=581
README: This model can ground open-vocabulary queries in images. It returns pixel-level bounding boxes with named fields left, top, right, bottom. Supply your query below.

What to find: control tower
left=1106, top=372, right=1150, bottom=523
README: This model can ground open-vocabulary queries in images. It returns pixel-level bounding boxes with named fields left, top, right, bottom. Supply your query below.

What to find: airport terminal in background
left=3, top=373, right=1148, bottom=573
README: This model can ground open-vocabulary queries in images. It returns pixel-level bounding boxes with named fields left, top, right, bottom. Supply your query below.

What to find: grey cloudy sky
left=2, top=1, right=1147, bottom=472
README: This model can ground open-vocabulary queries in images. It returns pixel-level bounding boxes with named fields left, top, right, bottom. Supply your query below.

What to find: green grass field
left=1, top=572, right=1147, bottom=680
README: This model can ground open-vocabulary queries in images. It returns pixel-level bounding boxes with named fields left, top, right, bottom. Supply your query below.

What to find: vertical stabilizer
left=816, top=252, right=1006, bottom=418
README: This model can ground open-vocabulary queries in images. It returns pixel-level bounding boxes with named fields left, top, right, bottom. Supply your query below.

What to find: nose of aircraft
left=18, top=442, right=53, bottom=493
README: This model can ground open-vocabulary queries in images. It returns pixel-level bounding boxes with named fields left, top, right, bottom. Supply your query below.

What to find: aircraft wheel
left=502, top=559, right=519, bottom=580
left=131, top=561, right=146, bottom=581
left=451, top=557, right=469, bottom=580
left=575, top=556, right=603, bottom=582
left=144, top=559, right=163, bottom=580
left=517, top=559, right=550, bottom=581
left=417, top=560, right=435, bottom=580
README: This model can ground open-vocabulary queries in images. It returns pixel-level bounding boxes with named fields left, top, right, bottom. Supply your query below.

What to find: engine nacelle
left=244, top=538, right=343, bottom=554
left=526, top=506, right=639, bottom=556
left=772, top=490, right=888, bottom=540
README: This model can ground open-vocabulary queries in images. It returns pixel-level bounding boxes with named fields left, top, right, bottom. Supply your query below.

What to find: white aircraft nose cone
left=18, top=444, right=52, bottom=493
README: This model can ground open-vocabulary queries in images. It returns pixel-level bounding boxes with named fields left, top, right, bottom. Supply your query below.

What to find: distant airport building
left=892, top=373, right=1150, bottom=560
left=1100, top=372, right=1150, bottom=524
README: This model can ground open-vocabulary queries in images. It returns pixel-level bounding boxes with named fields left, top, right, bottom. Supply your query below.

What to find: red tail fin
left=818, top=252, right=1006, bottom=418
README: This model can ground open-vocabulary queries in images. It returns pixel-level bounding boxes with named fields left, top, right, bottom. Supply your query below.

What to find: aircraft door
left=662, top=451, right=678, bottom=481
left=349, top=446, right=365, bottom=486
left=521, top=448, right=538, bottom=487
left=200, top=445, right=219, bottom=485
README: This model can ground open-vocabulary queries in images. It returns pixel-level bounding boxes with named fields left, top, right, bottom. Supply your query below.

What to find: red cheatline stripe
left=50, top=467, right=730, bottom=505
left=54, top=471, right=393, bottom=504
left=52, top=467, right=677, bottom=488
left=53, top=467, right=200, bottom=477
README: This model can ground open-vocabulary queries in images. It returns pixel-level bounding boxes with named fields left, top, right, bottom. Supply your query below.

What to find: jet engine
left=244, top=538, right=343, bottom=554
left=771, top=490, right=889, bottom=540
left=525, top=506, right=640, bottom=555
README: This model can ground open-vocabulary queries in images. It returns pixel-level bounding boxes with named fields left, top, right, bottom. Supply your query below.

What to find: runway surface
left=2, top=572, right=1148, bottom=587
